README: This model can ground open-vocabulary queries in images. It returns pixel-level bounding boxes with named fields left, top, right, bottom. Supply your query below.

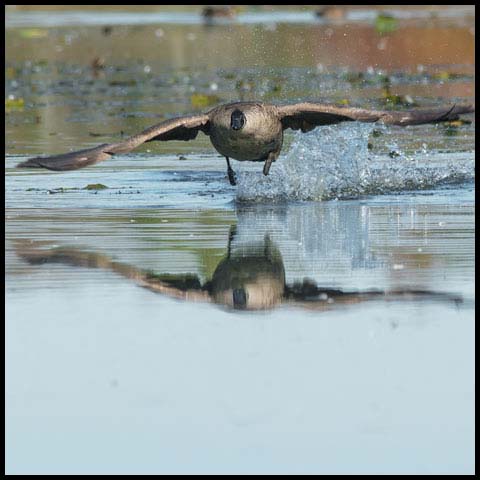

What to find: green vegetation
left=5, top=97, right=24, bottom=110
left=375, top=13, right=398, bottom=35
left=83, top=183, right=108, bottom=190
left=190, top=93, right=221, bottom=108
left=18, top=28, right=48, bottom=39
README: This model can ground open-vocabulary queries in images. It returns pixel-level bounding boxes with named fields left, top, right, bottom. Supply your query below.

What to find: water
left=237, top=123, right=475, bottom=201
left=5, top=5, right=475, bottom=475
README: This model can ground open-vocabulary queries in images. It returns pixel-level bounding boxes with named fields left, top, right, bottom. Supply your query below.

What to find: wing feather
left=277, top=102, right=474, bottom=130
left=17, top=114, right=210, bottom=171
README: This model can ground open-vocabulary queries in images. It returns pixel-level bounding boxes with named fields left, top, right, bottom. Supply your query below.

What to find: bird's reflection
left=14, top=227, right=463, bottom=312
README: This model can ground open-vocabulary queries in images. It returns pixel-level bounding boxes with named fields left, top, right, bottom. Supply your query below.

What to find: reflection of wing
left=14, top=241, right=466, bottom=313
left=17, top=114, right=210, bottom=171
left=284, top=279, right=464, bottom=310
left=14, top=240, right=210, bottom=303
left=277, top=102, right=474, bottom=132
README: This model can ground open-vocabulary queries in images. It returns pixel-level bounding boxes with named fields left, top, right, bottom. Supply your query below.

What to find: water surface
left=5, top=5, right=475, bottom=475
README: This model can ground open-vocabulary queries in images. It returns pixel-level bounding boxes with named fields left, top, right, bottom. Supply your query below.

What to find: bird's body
left=17, top=100, right=474, bottom=185
left=208, top=102, right=283, bottom=162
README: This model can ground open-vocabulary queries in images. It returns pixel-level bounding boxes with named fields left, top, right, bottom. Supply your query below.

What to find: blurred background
left=5, top=4, right=475, bottom=156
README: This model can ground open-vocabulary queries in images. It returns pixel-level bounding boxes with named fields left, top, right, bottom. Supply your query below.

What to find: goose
left=17, top=101, right=474, bottom=186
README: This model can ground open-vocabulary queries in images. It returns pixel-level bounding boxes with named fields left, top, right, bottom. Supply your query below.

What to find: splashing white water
left=235, top=123, right=474, bottom=202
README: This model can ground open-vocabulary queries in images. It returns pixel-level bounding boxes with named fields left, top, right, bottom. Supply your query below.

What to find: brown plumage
left=17, top=101, right=474, bottom=185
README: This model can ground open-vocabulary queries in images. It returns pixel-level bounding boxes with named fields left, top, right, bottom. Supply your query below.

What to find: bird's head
left=230, top=109, right=246, bottom=131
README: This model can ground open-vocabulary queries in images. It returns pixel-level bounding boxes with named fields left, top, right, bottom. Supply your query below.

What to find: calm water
left=5, top=5, right=475, bottom=475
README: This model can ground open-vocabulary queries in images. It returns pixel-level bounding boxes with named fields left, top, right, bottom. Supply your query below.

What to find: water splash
left=236, top=122, right=474, bottom=202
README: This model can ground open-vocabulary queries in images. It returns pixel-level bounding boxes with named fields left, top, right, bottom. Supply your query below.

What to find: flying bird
left=17, top=101, right=474, bottom=185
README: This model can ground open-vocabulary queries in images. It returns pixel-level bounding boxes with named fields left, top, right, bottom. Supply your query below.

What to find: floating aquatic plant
left=83, top=183, right=108, bottom=190
left=190, top=93, right=220, bottom=108
left=375, top=13, right=398, bottom=35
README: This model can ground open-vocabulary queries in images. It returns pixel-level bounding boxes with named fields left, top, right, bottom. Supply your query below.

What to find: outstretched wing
left=17, top=114, right=210, bottom=171
left=277, top=102, right=474, bottom=132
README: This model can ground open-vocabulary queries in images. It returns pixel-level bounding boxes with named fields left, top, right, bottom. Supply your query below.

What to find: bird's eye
left=230, top=110, right=246, bottom=130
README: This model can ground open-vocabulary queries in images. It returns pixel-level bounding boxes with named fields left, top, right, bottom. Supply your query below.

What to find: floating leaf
left=5, top=97, right=24, bottom=110
left=381, top=86, right=417, bottom=108
left=375, top=14, right=398, bottom=35
left=83, top=183, right=108, bottom=190
left=432, top=71, right=464, bottom=81
left=434, top=71, right=451, bottom=81
left=442, top=119, right=472, bottom=136
left=108, top=79, right=137, bottom=87
left=48, top=188, right=67, bottom=194
left=190, top=93, right=220, bottom=108
left=6, top=67, right=17, bottom=79
left=444, top=119, right=472, bottom=127
left=19, top=28, right=48, bottom=39
left=344, top=72, right=365, bottom=84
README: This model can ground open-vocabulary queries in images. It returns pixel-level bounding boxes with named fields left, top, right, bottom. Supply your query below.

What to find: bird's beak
left=231, top=118, right=242, bottom=130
